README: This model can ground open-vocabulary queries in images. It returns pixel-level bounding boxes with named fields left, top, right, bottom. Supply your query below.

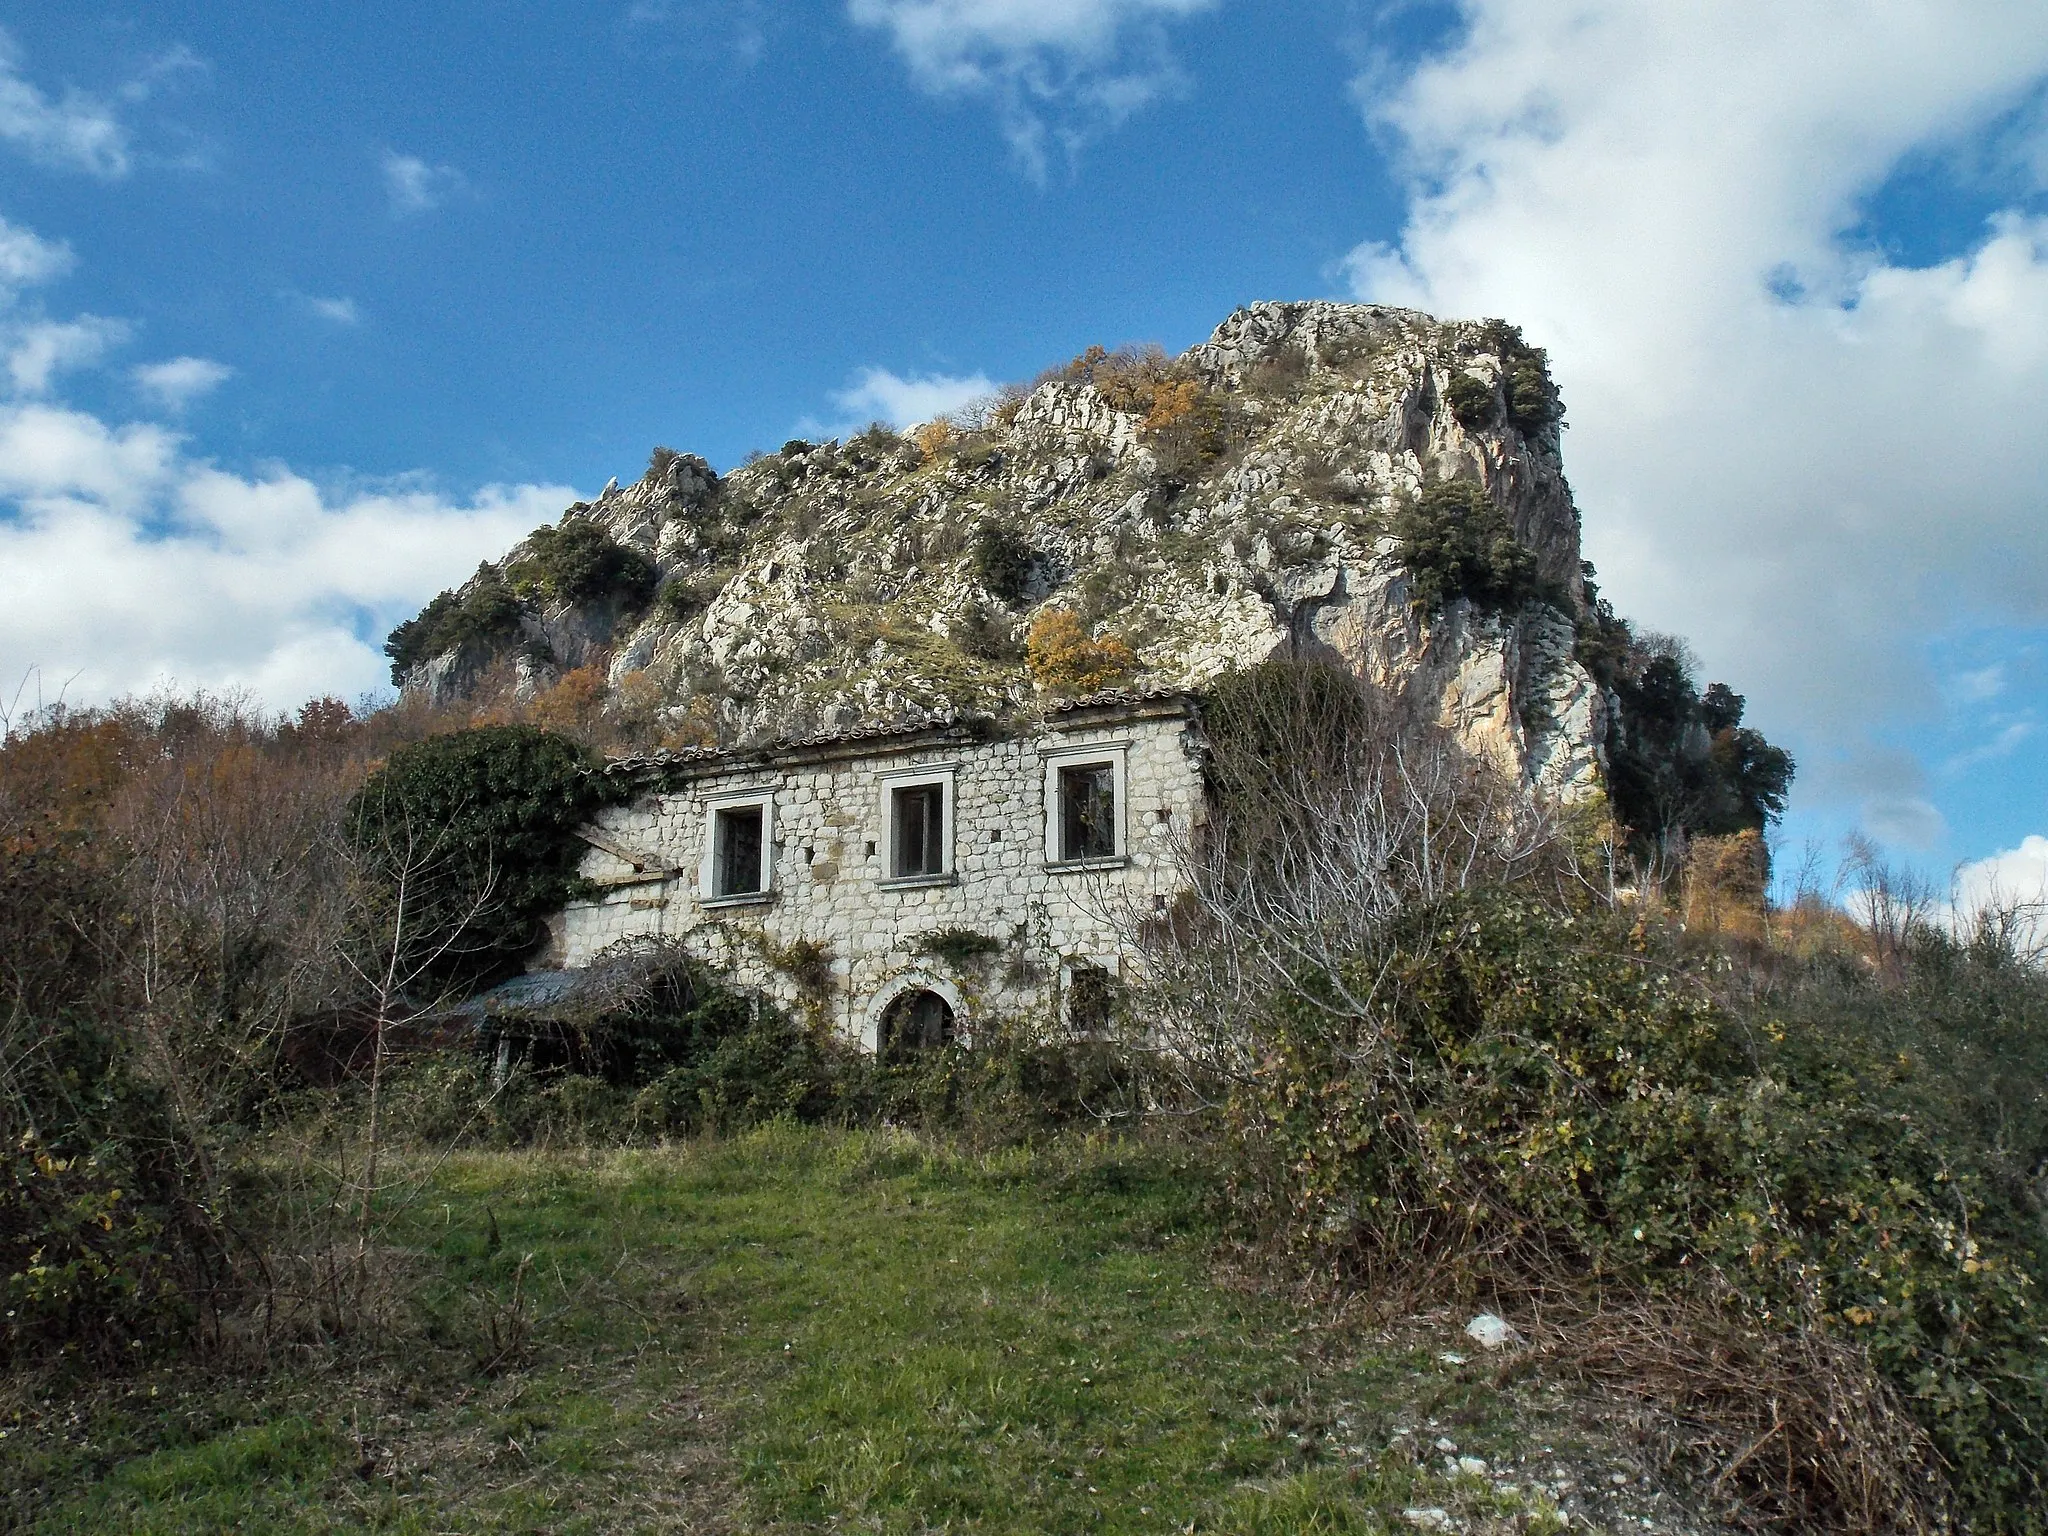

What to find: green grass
left=4, top=1127, right=1572, bottom=1533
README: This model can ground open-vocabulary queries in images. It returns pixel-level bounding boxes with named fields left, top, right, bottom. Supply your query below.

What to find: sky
left=0, top=0, right=2043, bottom=908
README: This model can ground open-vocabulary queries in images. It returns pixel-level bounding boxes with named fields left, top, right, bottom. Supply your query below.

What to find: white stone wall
left=553, top=707, right=1204, bottom=1048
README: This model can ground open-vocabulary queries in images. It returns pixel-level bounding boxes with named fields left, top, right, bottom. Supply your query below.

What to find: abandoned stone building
left=543, top=691, right=1203, bottom=1054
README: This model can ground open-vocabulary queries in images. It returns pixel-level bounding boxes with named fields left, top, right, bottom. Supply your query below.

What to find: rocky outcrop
left=401, top=302, right=1611, bottom=799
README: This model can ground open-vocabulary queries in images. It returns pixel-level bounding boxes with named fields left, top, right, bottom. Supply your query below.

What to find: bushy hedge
left=344, top=726, right=606, bottom=993
left=0, top=845, right=204, bottom=1363
left=1232, top=892, right=2048, bottom=1529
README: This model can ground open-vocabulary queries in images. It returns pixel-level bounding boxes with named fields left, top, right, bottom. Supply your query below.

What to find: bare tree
left=1127, top=663, right=1591, bottom=1090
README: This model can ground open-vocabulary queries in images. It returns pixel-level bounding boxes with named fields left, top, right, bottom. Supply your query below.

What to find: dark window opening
left=1066, top=962, right=1116, bottom=1036
left=880, top=988, right=955, bottom=1061
left=1058, top=763, right=1117, bottom=861
left=713, top=805, right=764, bottom=897
left=892, top=783, right=946, bottom=877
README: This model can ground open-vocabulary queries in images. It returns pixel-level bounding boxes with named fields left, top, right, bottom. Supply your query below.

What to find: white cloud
left=0, top=398, right=575, bottom=709
left=306, top=295, right=360, bottom=326
left=131, top=356, right=233, bottom=412
left=5, top=315, right=129, bottom=395
left=1954, top=833, right=2048, bottom=953
left=0, top=215, right=70, bottom=293
left=831, top=365, right=998, bottom=429
left=848, top=0, right=1217, bottom=177
left=1344, top=1, right=2048, bottom=840
left=0, top=27, right=130, bottom=178
left=382, top=150, right=468, bottom=216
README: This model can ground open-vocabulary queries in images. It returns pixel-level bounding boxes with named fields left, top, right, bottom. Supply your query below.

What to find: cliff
left=391, top=301, right=1611, bottom=800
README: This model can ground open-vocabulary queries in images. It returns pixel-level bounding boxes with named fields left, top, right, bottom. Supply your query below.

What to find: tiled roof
left=597, top=687, right=1194, bottom=783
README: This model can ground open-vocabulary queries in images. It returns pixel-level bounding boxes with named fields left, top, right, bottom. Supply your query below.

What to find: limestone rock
left=399, top=301, right=1611, bottom=799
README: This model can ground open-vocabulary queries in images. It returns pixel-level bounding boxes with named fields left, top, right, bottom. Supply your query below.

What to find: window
left=1065, top=961, right=1116, bottom=1036
left=1059, top=763, right=1117, bottom=862
left=701, top=790, right=774, bottom=902
left=879, top=768, right=955, bottom=885
left=892, top=783, right=945, bottom=878
left=714, top=805, right=764, bottom=896
left=1042, top=744, right=1128, bottom=868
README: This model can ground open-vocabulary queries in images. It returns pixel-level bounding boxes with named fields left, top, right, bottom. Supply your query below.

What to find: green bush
left=1443, top=372, right=1498, bottom=430
left=506, top=520, right=657, bottom=610
left=972, top=521, right=1035, bottom=605
left=1478, top=320, right=1561, bottom=434
left=344, top=726, right=606, bottom=993
left=383, top=564, right=525, bottom=685
left=1392, top=481, right=1542, bottom=615
left=1233, top=892, right=2048, bottom=1529
left=0, top=846, right=204, bottom=1363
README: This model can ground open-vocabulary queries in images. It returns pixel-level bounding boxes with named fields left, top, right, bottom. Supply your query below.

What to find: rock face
left=402, top=301, right=1609, bottom=799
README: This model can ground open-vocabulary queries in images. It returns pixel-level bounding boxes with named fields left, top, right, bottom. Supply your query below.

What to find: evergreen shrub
left=1392, top=481, right=1542, bottom=615
left=344, top=726, right=605, bottom=992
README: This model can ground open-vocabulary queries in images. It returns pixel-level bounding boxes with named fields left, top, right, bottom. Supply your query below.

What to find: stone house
left=544, top=692, right=1203, bottom=1053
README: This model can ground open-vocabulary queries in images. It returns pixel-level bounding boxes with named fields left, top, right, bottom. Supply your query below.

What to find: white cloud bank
left=1955, top=834, right=2048, bottom=954
left=848, top=0, right=1217, bottom=177
left=1346, top=0, right=2048, bottom=856
left=0, top=401, right=573, bottom=710
left=0, top=211, right=572, bottom=714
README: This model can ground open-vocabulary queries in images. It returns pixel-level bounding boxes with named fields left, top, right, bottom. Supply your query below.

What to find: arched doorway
left=879, top=987, right=956, bottom=1061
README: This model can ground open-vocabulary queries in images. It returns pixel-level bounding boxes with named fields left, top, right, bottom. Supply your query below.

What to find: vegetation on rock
left=1393, top=480, right=1544, bottom=615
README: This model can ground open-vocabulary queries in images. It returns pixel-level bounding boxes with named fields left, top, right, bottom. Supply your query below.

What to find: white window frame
left=878, top=764, right=958, bottom=888
left=1042, top=741, right=1129, bottom=869
left=700, top=788, right=776, bottom=905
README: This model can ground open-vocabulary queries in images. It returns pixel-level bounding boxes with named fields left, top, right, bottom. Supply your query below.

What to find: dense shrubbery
left=1479, top=320, right=1562, bottom=435
left=344, top=725, right=606, bottom=993
left=1393, top=480, right=1544, bottom=615
left=506, top=519, right=657, bottom=610
left=1569, top=580, right=1797, bottom=863
left=378, top=943, right=1152, bottom=1152
left=1228, top=893, right=2047, bottom=1529
left=0, top=846, right=200, bottom=1363
left=383, top=563, right=525, bottom=685
left=1443, top=372, right=1498, bottom=430
left=1025, top=608, right=1138, bottom=695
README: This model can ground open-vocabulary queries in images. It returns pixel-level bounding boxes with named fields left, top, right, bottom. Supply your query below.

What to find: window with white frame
left=702, top=791, right=773, bottom=901
left=1043, top=745, right=1126, bottom=866
left=881, top=767, right=955, bottom=883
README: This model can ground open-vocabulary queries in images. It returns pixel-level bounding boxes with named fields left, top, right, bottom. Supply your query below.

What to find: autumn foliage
left=1024, top=609, right=1138, bottom=696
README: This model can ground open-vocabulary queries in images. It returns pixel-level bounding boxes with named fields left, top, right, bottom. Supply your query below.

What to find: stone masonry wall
left=551, top=705, right=1204, bottom=1048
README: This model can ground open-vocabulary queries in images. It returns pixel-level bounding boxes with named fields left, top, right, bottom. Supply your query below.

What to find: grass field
left=0, top=1128, right=1649, bottom=1533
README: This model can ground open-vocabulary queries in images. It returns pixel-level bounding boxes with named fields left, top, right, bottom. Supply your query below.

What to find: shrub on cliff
left=383, top=563, right=525, bottom=685
left=506, top=520, right=657, bottom=610
left=971, top=520, right=1035, bottom=606
left=1393, top=481, right=1541, bottom=615
left=1025, top=609, right=1137, bottom=696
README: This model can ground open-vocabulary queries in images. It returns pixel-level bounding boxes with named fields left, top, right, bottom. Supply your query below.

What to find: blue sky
left=1, top=0, right=2045, bottom=906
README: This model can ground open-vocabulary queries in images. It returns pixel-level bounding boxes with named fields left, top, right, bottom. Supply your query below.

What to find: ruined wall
left=551, top=706, right=1203, bottom=1047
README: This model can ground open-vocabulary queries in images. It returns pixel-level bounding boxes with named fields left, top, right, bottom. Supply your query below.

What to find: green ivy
left=344, top=726, right=608, bottom=993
